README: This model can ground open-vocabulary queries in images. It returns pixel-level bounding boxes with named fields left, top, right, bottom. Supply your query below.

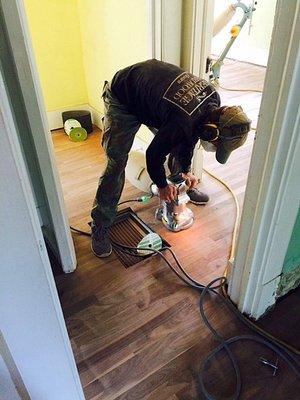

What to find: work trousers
left=91, top=82, right=183, bottom=227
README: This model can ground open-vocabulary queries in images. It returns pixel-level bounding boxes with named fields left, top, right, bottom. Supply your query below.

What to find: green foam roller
left=68, top=127, right=87, bottom=142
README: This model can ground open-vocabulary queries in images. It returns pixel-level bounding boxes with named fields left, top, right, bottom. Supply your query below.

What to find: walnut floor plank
left=52, top=60, right=300, bottom=399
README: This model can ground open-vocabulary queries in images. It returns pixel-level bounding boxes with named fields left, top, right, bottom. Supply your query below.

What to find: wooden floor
left=52, top=61, right=300, bottom=399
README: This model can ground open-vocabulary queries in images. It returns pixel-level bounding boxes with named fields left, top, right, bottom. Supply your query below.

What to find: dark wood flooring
left=53, top=60, right=300, bottom=399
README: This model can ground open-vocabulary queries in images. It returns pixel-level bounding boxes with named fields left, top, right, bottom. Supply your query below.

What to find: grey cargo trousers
left=91, top=82, right=183, bottom=227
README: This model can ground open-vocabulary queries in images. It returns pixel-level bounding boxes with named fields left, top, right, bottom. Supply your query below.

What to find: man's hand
left=158, top=184, right=177, bottom=203
left=181, top=172, right=199, bottom=189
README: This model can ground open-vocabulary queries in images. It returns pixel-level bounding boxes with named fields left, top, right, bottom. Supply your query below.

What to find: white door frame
left=1, top=0, right=76, bottom=273
left=189, top=0, right=214, bottom=178
left=0, top=69, right=84, bottom=399
left=189, top=0, right=214, bottom=77
left=149, top=0, right=182, bottom=65
left=149, top=0, right=214, bottom=74
left=149, top=0, right=163, bottom=60
left=228, top=0, right=300, bottom=319
left=149, top=0, right=213, bottom=178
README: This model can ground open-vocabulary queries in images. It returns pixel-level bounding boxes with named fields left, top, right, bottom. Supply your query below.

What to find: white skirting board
left=48, top=104, right=103, bottom=131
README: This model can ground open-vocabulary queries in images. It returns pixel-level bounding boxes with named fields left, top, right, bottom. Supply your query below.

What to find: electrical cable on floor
left=69, top=249, right=300, bottom=400
left=70, top=196, right=152, bottom=236
left=70, top=177, right=300, bottom=355
left=202, top=168, right=300, bottom=356
left=70, top=175, right=300, bottom=399
left=117, top=199, right=140, bottom=206
left=117, top=194, right=153, bottom=206
left=203, top=168, right=240, bottom=262
left=198, top=284, right=300, bottom=399
left=108, top=241, right=300, bottom=399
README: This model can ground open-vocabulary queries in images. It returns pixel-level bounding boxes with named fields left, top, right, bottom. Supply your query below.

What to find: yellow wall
left=77, top=0, right=150, bottom=113
left=24, top=0, right=150, bottom=114
left=24, top=0, right=88, bottom=111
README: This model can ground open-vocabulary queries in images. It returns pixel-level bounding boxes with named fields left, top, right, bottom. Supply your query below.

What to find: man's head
left=200, top=106, right=251, bottom=164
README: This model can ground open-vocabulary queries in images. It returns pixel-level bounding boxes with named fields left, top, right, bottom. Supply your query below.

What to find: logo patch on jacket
left=163, top=72, right=215, bottom=115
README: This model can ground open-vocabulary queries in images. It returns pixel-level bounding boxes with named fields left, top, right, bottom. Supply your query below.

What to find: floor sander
left=150, top=175, right=194, bottom=232
left=209, top=0, right=256, bottom=85
left=125, top=148, right=194, bottom=233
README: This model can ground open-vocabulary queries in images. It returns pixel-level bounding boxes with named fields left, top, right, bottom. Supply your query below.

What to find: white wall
left=77, top=0, right=150, bottom=114
left=212, top=0, right=277, bottom=66
left=0, top=72, right=84, bottom=399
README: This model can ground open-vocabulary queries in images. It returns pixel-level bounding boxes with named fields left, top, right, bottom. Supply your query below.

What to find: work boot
left=187, top=188, right=209, bottom=205
left=91, top=223, right=112, bottom=258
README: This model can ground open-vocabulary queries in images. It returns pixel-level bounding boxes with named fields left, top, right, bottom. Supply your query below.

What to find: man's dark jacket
left=111, top=59, right=220, bottom=187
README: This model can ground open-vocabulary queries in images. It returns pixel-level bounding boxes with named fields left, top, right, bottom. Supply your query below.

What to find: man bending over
left=91, top=59, right=251, bottom=257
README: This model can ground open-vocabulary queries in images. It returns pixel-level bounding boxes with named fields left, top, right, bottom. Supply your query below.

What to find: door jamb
left=0, top=68, right=84, bottom=400
left=228, top=0, right=300, bottom=319
left=1, top=0, right=76, bottom=273
left=190, top=0, right=214, bottom=77
left=149, top=0, right=214, bottom=178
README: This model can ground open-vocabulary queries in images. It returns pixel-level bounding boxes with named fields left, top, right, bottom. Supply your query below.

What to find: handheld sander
left=151, top=175, right=194, bottom=232
left=125, top=148, right=194, bottom=232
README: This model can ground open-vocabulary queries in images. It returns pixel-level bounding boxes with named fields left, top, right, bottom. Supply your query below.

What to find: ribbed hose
left=213, top=4, right=236, bottom=37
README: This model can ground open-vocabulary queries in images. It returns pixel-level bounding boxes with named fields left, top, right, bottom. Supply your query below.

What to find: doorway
left=26, top=3, right=278, bottom=398
left=203, top=0, right=276, bottom=226
left=2, top=0, right=300, bottom=398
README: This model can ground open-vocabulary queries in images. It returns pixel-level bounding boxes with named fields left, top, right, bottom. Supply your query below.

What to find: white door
left=187, top=0, right=215, bottom=178
left=1, top=0, right=76, bottom=273
left=0, top=67, right=84, bottom=399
